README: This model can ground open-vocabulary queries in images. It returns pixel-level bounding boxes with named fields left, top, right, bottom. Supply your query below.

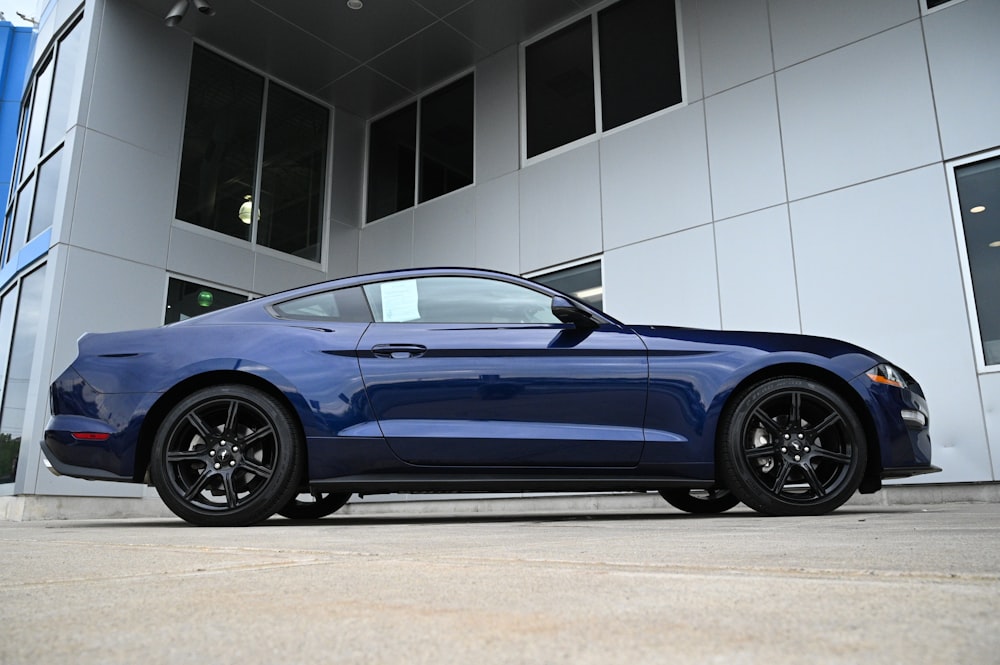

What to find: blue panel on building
left=0, top=21, right=34, bottom=212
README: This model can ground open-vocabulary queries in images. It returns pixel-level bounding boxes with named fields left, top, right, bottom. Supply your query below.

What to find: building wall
left=356, top=0, right=1000, bottom=484
left=6, top=0, right=1000, bottom=497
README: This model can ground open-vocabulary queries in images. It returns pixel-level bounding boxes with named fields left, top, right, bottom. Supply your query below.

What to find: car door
left=356, top=275, right=648, bottom=467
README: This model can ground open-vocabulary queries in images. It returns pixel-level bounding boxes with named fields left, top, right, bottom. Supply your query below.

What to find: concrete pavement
left=1, top=500, right=999, bottom=664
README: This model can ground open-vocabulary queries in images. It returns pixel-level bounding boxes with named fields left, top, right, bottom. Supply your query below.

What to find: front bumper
left=849, top=372, right=938, bottom=480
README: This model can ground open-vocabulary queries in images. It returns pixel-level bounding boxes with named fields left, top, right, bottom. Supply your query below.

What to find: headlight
left=866, top=364, right=908, bottom=389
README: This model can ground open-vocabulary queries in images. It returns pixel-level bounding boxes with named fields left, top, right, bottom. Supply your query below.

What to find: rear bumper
left=40, top=437, right=132, bottom=482
left=42, top=414, right=138, bottom=483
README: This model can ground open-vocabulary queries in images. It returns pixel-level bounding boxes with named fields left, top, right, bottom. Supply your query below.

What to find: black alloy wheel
left=718, top=377, right=867, bottom=516
left=150, top=385, right=302, bottom=526
left=278, top=491, right=352, bottom=520
left=659, top=488, right=741, bottom=514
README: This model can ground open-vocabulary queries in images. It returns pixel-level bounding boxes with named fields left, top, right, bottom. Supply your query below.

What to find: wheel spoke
left=769, top=463, right=792, bottom=494
left=800, top=463, right=827, bottom=497
left=239, top=458, right=273, bottom=481
left=788, top=392, right=802, bottom=426
left=221, top=472, right=240, bottom=509
left=181, top=469, right=214, bottom=501
left=166, top=448, right=206, bottom=463
left=808, top=411, right=842, bottom=437
left=752, top=408, right=782, bottom=435
left=185, top=411, right=214, bottom=441
left=745, top=444, right=778, bottom=460
left=224, top=400, right=240, bottom=434
left=242, top=424, right=275, bottom=448
left=812, top=446, right=852, bottom=465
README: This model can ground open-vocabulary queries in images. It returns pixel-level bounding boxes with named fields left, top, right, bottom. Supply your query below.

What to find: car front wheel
left=150, top=384, right=303, bottom=526
left=717, top=377, right=867, bottom=516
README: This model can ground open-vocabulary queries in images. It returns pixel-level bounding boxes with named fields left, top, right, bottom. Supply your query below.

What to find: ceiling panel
left=367, top=21, right=486, bottom=92
left=128, top=0, right=597, bottom=118
left=443, top=0, right=584, bottom=53
left=317, top=65, right=414, bottom=118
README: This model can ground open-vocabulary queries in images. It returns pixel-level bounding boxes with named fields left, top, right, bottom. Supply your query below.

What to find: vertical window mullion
left=250, top=80, right=269, bottom=248
left=414, top=99, right=422, bottom=210
left=591, top=13, right=603, bottom=141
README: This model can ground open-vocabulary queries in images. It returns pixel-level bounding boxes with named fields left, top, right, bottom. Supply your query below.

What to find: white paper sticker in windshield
left=381, top=280, right=420, bottom=322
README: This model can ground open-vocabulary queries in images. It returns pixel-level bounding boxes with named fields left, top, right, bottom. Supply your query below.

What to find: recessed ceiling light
left=990, top=240, right=1000, bottom=248
left=347, top=0, right=363, bottom=8
left=970, top=205, right=986, bottom=214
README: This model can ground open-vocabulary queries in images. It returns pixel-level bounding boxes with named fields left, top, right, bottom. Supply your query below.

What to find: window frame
left=363, top=69, right=476, bottom=225
left=173, top=44, right=335, bottom=269
left=947, top=147, right=1000, bottom=373
left=518, top=0, right=686, bottom=166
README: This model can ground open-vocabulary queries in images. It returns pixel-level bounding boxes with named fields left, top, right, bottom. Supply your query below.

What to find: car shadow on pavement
left=50, top=505, right=921, bottom=528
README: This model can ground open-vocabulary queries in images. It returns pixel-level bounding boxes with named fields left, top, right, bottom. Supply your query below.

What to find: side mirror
left=551, top=296, right=598, bottom=328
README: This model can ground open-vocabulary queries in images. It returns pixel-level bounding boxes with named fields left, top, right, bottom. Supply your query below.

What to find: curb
left=2, top=482, right=998, bottom=522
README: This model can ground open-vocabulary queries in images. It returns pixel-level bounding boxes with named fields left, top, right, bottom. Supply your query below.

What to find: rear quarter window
left=270, top=286, right=372, bottom=322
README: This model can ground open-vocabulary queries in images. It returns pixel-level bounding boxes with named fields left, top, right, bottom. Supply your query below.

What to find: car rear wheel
left=717, top=377, right=867, bottom=516
left=659, top=488, right=740, bottom=514
left=278, top=491, right=351, bottom=520
left=150, top=385, right=303, bottom=526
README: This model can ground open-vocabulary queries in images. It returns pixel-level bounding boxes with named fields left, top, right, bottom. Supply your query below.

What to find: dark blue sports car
left=42, top=268, right=938, bottom=525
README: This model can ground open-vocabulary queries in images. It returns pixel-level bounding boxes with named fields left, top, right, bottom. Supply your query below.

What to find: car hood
left=628, top=324, right=888, bottom=366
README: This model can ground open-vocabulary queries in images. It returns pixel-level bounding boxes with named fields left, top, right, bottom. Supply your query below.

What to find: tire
left=150, top=384, right=303, bottom=526
left=659, top=488, right=740, bottom=514
left=278, top=492, right=351, bottom=520
left=717, top=377, right=867, bottom=516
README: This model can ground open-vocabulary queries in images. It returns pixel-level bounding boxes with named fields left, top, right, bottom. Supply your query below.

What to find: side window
left=271, top=287, right=371, bottom=322
left=522, top=0, right=682, bottom=160
left=952, top=154, right=1000, bottom=367
left=363, top=277, right=561, bottom=324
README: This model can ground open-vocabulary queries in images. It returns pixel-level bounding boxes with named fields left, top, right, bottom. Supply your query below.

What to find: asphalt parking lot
left=1, top=498, right=999, bottom=665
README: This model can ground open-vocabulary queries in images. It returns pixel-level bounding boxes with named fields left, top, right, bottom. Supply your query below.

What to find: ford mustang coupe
left=42, top=268, right=938, bottom=526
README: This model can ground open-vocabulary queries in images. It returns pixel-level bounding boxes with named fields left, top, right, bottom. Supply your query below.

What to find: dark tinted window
left=419, top=75, right=474, bottom=203
left=176, top=47, right=264, bottom=241
left=164, top=278, right=247, bottom=324
left=271, top=287, right=372, bottom=322
left=525, top=18, right=595, bottom=158
left=257, top=84, right=329, bottom=261
left=366, top=103, right=417, bottom=222
left=524, top=0, right=683, bottom=158
left=599, top=0, right=681, bottom=131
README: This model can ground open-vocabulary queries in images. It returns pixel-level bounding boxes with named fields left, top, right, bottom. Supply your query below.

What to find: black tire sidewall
left=718, top=377, right=867, bottom=516
left=659, top=489, right=740, bottom=514
left=277, top=492, right=352, bottom=520
left=151, top=384, right=303, bottom=526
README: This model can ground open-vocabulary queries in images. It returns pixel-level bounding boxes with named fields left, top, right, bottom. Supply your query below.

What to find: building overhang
left=127, top=0, right=600, bottom=118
